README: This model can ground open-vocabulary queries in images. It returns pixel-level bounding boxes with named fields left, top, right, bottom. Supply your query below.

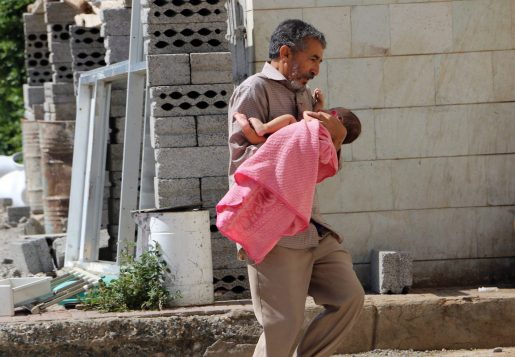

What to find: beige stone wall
left=244, top=0, right=515, bottom=286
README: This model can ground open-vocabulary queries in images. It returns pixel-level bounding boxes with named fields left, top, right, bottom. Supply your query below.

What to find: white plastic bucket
left=0, top=170, right=27, bottom=207
left=132, top=209, right=213, bottom=307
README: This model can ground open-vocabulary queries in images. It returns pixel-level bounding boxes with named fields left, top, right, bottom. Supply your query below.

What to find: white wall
left=245, top=0, right=515, bottom=287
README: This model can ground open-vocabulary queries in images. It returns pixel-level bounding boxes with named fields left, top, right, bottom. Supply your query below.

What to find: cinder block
left=110, top=89, right=127, bottom=106
left=0, top=198, right=13, bottom=212
left=110, top=104, right=126, bottom=117
left=49, top=42, right=72, bottom=63
left=155, top=146, right=228, bottom=179
left=43, top=102, right=76, bottom=117
left=201, top=176, right=228, bottom=208
left=25, top=48, right=50, bottom=68
left=51, top=63, right=74, bottom=83
left=108, top=198, right=120, bottom=222
left=141, top=0, right=227, bottom=24
left=23, top=13, right=47, bottom=33
left=44, top=82, right=74, bottom=97
left=27, top=68, right=52, bottom=86
left=45, top=234, right=66, bottom=269
left=107, top=143, right=124, bottom=171
left=147, top=54, right=190, bottom=87
left=47, top=23, right=73, bottom=47
left=23, top=85, right=45, bottom=109
left=212, top=267, right=250, bottom=300
left=104, top=36, right=130, bottom=64
left=10, top=236, right=55, bottom=274
left=70, top=26, right=104, bottom=49
left=143, top=22, right=228, bottom=55
left=211, top=236, right=246, bottom=270
left=6, top=206, right=31, bottom=224
left=154, top=178, right=201, bottom=208
left=190, top=52, right=232, bottom=84
left=45, top=2, right=80, bottom=24
left=150, top=84, right=232, bottom=117
left=197, top=114, right=227, bottom=146
left=150, top=116, right=196, bottom=148
left=32, top=104, right=45, bottom=120
left=100, top=8, right=131, bottom=36
left=371, top=250, right=413, bottom=294
left=109, top=116, right=125, bottom=144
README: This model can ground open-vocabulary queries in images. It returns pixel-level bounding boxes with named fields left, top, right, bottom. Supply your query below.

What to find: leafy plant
left=0, top=0, right=33, bottom=155
left=83, top=244, right=177, bottom=312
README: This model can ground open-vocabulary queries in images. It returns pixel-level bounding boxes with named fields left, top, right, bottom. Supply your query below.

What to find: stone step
left=0, top=288, right=513, bottom=355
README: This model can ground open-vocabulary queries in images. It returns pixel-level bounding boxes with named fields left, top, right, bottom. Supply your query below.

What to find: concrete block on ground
left=143, top=22, right=228, bottom=55
left=150, top=116, right=196, bottom=148
left=150, top=84, right=232, bottom=117
left=200, top=176, right=227, bottom=208
left=371, top=250, right=413, bottom=294
left=154, top=178, right=201, bottom=208
left=197, top=114, right=228, bottom=146
left=147, top=54, right=190, bottom=87
left=6, top=206, right=31, bottom=224
left=23, top=13, right=47, bottom=33
left=141, top=0, right=227, bottom=24
left=190, top=52, right=232, bottom=84
left=100, top=8, right=131, bottom=36
left=23, top=218, right=45, bottom=236
left=0, top=198, right=13, bottom=212
left=155, top=146, right=229, bottom=179
left=45, top=234, right=66, bottom=269
left=9, top=236, right=55, bottom=274
left=23, top=85, right=45, bottom=109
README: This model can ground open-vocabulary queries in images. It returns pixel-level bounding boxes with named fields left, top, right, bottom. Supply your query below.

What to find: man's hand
left=303, top=111, right=347, bottom=151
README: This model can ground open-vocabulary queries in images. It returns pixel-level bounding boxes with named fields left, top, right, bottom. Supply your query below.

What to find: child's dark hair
left=329, top=107, right=361, bottom=144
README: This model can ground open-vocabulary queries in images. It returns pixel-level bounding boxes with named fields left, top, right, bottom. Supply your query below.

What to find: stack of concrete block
left=70, top=25, right=106, bottom=92
left=44, top=1, right=81, bottom=121
left=100, top=7, right=131, bottom=64
left=103, top=83, right=128, bottom=258
left=371, top=250, right=413, bottom=294
left=23, top=10, right=52, bottom=88
left=23, top=9, right=51, bottom=121
left=142, top=0, right=248, bottom=300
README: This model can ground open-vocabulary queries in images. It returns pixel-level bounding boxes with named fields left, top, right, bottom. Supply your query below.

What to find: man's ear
left=279, top=45, right=292, bottom=60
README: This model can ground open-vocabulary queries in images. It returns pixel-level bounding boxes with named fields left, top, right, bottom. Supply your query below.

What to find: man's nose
left=311, top=63, right=320, bottom=77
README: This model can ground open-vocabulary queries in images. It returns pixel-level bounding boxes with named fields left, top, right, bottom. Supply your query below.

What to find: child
left=234, top=88, right=361, bottom=145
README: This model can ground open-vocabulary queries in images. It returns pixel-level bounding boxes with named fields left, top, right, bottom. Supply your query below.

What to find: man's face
left=286, top=38, right=324, bottom=91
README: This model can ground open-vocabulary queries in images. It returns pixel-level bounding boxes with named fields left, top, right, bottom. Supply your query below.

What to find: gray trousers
left=247, top=236, right=365, bottom=357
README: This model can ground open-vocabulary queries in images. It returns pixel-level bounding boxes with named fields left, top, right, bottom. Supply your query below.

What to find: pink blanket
left=216, top=119, right=338, bottom=264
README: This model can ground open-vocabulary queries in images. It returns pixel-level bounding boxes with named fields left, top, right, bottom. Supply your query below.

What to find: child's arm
left=249, top=114, right=296, bottom=136
left=234, top=112, right=266, bottom=144
left=312, top=88, right=325, bottom=112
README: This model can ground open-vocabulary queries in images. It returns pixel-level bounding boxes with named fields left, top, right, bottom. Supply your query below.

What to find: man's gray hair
left=268, top=19, right=326, bottom=60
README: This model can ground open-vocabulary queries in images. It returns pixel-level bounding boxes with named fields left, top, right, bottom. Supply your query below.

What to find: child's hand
left=313, top=88, right=324, bottom=111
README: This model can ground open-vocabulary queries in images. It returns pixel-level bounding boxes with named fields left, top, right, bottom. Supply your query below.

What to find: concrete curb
left=0, top=288, right=513, bottom=356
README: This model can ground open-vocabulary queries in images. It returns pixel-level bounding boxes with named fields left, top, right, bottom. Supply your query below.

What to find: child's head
left=328, top=107, right=361, bottom=144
